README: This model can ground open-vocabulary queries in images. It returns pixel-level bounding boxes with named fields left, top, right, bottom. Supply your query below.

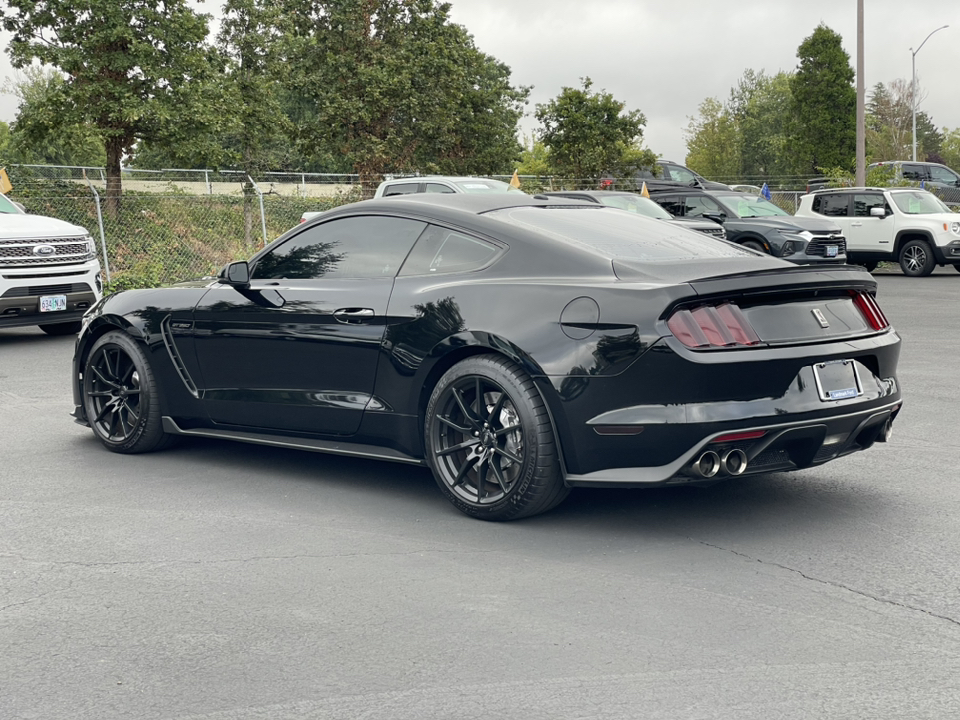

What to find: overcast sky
left=1, top=0, right=958, bottom=165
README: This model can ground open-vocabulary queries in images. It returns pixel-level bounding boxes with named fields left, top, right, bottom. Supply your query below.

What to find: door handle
left=334, top=308, right=375, bottom=323
left=851, top=222, right=863, bottom=227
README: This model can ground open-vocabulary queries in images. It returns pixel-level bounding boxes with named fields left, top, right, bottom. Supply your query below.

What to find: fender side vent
left=160, top=315, right=199, bottom=398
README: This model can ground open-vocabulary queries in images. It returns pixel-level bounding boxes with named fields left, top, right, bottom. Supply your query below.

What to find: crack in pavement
left=695, top=539, right=960, bottom=629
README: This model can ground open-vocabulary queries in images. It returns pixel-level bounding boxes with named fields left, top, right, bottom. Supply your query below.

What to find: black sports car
left=72, top=194, right=902, bottom=520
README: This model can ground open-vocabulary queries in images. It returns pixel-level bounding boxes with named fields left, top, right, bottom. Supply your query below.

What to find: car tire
left=899, top=239, right=935, bottom=277
left=860, top=261, right=878, bottom=273
left=40, top=321, right=82, bottom=335
left=954, top=264, right=960, bottom=273
left=82, top=330, right=177, bottom=454
left=425, top=355, right=569, bottom=521
left=741, top=240, right=767, bottom=254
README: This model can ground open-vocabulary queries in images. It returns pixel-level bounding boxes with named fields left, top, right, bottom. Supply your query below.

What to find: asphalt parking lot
left=2, top=268, right=960, bottom=719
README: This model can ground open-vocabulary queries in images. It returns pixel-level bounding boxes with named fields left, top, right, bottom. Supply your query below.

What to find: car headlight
left=84, top=234, right=96, bottom=256
left=951, top=222, right=960, bottom=235
left=780, top=241, right=796, bottom=256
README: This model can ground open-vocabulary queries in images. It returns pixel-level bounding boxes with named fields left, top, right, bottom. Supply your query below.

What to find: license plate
left=39, top=295, right=67, bottom=312
left=825, top=245, right=839, bottom=258
left=813, top=359, right=862, bottom=401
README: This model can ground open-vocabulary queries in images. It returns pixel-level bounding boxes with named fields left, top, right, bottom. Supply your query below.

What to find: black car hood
left=731, top=215, right=840, bottom=233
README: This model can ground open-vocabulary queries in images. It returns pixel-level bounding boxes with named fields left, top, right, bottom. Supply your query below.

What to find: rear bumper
left=565, top=400, right=900, bottom=487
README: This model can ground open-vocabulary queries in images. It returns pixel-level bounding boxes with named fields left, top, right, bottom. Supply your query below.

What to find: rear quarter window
left=812, top=194, right=849, bottom=216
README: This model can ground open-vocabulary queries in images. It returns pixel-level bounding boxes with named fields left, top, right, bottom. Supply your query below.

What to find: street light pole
left=911, top=25, right=948, bottom=162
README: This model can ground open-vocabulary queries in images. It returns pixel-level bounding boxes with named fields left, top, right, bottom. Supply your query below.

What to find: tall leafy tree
left=729, top=69, right=794, bottom=178
left=684, top=97, right=741, bottom=180
left=2, top=66, right=105, bottom=167
left=535, top=78, right=652, bottom=182
left=2, top=0, right=216, bottom=215
left=280, top=0, right=527, bottom=194
left=789, top=24, right=856, bottom=174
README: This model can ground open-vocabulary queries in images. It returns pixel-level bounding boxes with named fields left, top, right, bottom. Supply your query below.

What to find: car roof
left=321, top=192, right=595, bottom=218
left=541, top=190, right=639, bottom=199
left=380, top=176, right=504, bottom=184
left=807, top=186, right=910, bottom=194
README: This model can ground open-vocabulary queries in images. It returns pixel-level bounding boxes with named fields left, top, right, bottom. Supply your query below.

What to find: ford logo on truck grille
left=33, top=244, right=56, bottom=256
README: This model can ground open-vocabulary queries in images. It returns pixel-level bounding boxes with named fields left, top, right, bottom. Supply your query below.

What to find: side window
left=670, top=166, right=698, bottom=184
left=683, top=195, right=721, bottom=217
left=853, top=194, right=888, bottom=217
left=653, top=195, right=684, bottom=216
left=928, top=165, right=959, bottom=184
left=425, top=183, right=456, bottom=194
left=383, top=182, right=420, bottom=197
left=400, top=225, right=500, bottom=276
left=252, top=216, right=426, bottom=280
left=901, top=164, right=927, bottom=181
left=813, top=193, right=849, bottom=217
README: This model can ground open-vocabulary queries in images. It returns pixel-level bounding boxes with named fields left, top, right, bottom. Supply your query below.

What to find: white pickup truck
left=0, top=193, right=103, bottom=334
left=796, top=187, right=960, bottom=276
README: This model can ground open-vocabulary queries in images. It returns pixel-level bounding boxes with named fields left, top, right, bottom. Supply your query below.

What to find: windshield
left=599, top=195, right=672, bottom=219
left=891, top=191, right=952, bottom=214
left=0, top=193, right=21, bottom=214
left=718, top=194, right=790, bottom=218
left=453, top=179, right=524, bottom=194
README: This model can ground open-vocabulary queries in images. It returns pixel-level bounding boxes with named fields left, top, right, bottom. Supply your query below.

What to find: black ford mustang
left=72, top=194, right=902, bottom=520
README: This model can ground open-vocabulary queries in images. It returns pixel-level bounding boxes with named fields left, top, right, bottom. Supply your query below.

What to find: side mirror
left=702, top=212, right=726, bottom=225
left=219, top=261, right=250, bottom=287
left=870, top=206, right=886, bottom=218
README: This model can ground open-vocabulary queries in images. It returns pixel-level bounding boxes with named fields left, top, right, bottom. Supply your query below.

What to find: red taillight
left=667, top=301, right=760, bottom=349
left=712, top=430, right=766, bottom=443
left=850, top=290, right=889, bottom=331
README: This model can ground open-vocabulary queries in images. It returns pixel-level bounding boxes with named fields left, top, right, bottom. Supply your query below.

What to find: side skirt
left=161, top=416, right=426, bottom=466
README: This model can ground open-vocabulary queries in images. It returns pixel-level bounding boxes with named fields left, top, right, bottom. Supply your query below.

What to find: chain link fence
left=5, top=165, right=361, bottom=291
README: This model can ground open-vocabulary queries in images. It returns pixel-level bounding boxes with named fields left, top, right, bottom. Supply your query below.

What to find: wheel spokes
left=438, top=415, right=472, bottom=434
left=436, top=438, right=479, bottom=457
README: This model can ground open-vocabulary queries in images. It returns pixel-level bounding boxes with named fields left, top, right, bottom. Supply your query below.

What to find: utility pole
left=855, top=0, right=865, bottom=186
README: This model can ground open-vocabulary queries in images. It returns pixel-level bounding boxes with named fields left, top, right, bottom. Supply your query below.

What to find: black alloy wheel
left=83, top=331, right=175, bottom=453
left=425, top=355, right=568, bottom=520
left=40, top=321, right=82, bottom=336
left=899, top=239, right=935, bottom=277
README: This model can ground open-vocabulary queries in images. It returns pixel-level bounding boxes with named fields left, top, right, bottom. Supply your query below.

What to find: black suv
left=647, top=187, right=846, bottom=265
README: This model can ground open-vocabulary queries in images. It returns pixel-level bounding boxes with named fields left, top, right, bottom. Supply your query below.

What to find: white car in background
left=796, top=187, right=960, bottom=276
left=298, top=176, right=523, bottom=224
left=1, top=192, right=103, bottom=334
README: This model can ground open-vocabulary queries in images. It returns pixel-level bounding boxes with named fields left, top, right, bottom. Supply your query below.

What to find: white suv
left=374, top=176, right=524, bottom=198
left=1, top=194, right=103, bottom=334
left=796, top=187, right=960, bottom=277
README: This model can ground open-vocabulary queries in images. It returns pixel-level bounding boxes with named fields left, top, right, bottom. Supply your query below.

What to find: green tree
left=1, top=66, right=105, bottom=167
left=939, top=127, right=960, bottom=170
left=280, top=0, right=527, bottom=194
left=789, top=24, right=856, bottom=174
left=535, top=77, right=652, bottom=182
left=865, top=79, right=942, bottom=162
left=2, top=0, right=216, bottom=216
left=515, top=135, right=551, bottom=177
left=730, top=69, right=794, bottom=178
left=684, top=97, right=741, bottom=180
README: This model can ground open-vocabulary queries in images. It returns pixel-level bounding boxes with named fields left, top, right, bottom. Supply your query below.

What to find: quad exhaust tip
left=689, top=448, right=749, bottom=478
left=721, top=448, right=748, bottom=476
left=691, top=450, right=721, bottom=478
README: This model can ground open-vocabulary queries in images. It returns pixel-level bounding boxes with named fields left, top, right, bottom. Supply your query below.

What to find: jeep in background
left=1, top=193, right=103, bottom=334
left=647, top=187, right=846, bottom=265
left=797, top=187, right=960, bottom=276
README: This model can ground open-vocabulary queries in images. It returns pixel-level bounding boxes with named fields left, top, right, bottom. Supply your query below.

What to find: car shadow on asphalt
left=125, top=433, right=887, bottom=545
